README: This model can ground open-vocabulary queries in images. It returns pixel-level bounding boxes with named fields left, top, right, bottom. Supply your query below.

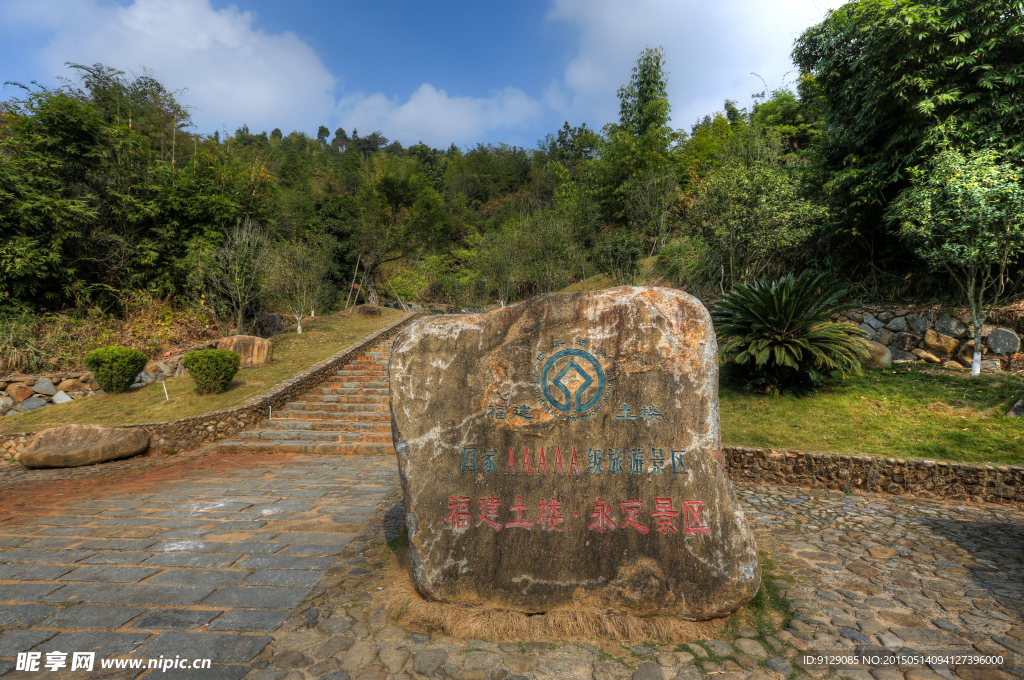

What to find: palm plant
left=711, top=271, right=869, bottom=394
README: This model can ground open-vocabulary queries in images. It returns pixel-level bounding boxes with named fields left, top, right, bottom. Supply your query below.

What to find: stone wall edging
left=725, top=445, right=1023, bottom=506
left=0, top=312, right=424, bottom=458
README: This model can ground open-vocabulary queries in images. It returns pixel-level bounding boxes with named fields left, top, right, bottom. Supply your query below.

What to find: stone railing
left=0, top=312, right=424, bottom=459
left=725, top=445, right=1023, bottom=506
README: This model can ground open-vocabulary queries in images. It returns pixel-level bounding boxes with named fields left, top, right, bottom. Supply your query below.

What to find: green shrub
left=711, top=271, right=869, bottom=395
left=181, top=349, right=241, bottom=394
left=83, top=346, right=148, bottom=393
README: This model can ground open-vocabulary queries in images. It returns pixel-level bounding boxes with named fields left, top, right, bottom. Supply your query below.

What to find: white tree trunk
left=972, top=328, right=982, bottom=376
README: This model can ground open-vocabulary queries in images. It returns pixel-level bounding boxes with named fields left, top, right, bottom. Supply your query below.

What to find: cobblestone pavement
left=4, top=455, right=1024, bottom=680
left=265, top=481, right=1024, bottom=680
left=0, top=453, right=398, bottom=679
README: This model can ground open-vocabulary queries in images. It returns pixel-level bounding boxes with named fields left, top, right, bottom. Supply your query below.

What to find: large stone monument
left=389, top=287, right=759, bottom=620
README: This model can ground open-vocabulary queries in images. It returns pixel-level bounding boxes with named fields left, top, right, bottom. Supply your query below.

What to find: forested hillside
left=2, top=0, right=1022, bottom=327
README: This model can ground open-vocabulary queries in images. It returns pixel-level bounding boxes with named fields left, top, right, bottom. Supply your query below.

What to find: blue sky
left=0, top=0, right=844, bottom=149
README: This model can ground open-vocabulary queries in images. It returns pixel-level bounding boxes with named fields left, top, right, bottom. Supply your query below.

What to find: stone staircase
left=217, top=341, right=394, bottom=456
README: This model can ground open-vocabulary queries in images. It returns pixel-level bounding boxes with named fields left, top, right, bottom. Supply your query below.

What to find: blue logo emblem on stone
left=540, top=349, right=606, bottom=413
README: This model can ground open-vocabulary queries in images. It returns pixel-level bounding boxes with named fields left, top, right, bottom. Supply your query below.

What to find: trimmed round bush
left=84, top=346, right=148, bottom=394
left=182, top=349, right=241, bottom=394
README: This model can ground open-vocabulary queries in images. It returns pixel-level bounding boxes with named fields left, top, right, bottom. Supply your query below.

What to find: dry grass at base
left=0, top=306, right=406, bottom=435
left=0, top=295, right=218, bottom=374
left=377, top=551, right=727, bottom=644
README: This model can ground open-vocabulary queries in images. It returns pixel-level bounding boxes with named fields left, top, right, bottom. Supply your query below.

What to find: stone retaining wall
left=0, top=313, right=423, bottom=460
left=838, top=305, right=1022, bottom=370
left=725, top=445, right=1024, bottom=506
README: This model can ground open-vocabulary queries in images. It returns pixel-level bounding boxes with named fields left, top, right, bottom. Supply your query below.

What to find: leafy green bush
left=83, top=346, right=148, bottom=393
left=594, top=229, right=646, bottom=285
left=182, top=349, right=241, bottom=394
left=711, top=271, right=869, bottom=395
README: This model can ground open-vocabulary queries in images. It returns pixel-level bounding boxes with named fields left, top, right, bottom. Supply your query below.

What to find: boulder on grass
left=357, top=305, right=382, bottom=317
left=17, top=424, right=149, bottom=469
left=862, top=342, right=892, bottom=369
left=216, top=335, right=273, bottom=368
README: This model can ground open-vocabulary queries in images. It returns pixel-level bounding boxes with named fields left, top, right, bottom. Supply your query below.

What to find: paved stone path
left=217, top=345, right=393, bottom=457
left=3, top=452, right=1024, bottom=680
left=0, top=454, right=398, bottom=679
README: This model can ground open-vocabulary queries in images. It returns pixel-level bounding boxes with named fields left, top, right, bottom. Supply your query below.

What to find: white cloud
left=1, top=0, right=337, bottom=135
left=545, top=0, right=846, bottom=131
left=337, top=84, right=544, bottom=148
left=1, top=0, right=846, bottom=146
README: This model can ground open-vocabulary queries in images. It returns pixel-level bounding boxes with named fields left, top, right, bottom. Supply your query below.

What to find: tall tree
left=616, top=46, right=671, bottom=139
left=793, top=0, right=1024, bottom=270
left=351, top=157, right=451, bottom=304
left=598, top=46, right=679, bottom=257
left=892, top=148, right=1024, bottom=375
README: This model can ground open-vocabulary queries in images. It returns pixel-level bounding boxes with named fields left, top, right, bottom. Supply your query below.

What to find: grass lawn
left=0, top=307, right=406, bottom=435
left=721, top=366, right=1024, bottom=465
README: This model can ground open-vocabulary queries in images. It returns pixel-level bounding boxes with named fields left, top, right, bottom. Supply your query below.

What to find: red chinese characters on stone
left=684, top=500, right=710, bottom=535
left=620, top=499, right=650, bottom=534
left=587, top=498, right=617, bottom=533
left=538, top=498, right=564, bottom=531
left=651, top=498, right=679, bottom=534
left=444, top=494, right=711, bottom=536
left=475, top=495, right=502, bottom=531
left=505, top=495, right=534, bottom=530
left=491, top=447, right=590, bottom=476
left=445, top=496, right=471, bottom=531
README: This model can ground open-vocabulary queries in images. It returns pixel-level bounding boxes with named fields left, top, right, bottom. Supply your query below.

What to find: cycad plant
left=711, top=271, right=869, bottom=395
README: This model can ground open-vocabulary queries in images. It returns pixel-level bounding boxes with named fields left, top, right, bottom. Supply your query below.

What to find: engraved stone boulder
left=17, top=424, right=149, bottom=469
left=389, top=286, right=760, bottom=620
left=217, top=335, right=273, bottom=368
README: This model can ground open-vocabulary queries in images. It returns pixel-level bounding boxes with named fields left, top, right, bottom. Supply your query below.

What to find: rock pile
left=0, top=374, right=101, bottom=416
left=840, top=307, right=1021, bottom=371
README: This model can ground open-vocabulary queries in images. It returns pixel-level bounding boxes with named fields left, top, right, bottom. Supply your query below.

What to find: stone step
left=270, top=410, right=390, bottom=421
left=236, top=429, right=392, bottom=442
left=213, top=328, right=402, bottom=457
left=297, top=394, right=389, bottom=404
left=217, top=440, right=396, bottom=456
left=311, top=386, right=390, bottom=394
left=256, top=419, right=391, bottom=432
left=277, top=402, right=390, bottom=413
left=286, top=400, right=389, bottom=411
